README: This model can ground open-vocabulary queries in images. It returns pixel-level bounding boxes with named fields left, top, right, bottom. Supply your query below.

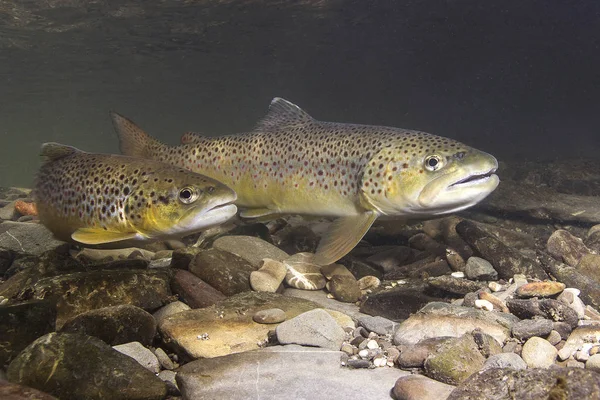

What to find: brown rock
left=516, top=281, right=566, bottom=298
left=547, top=229, right=592, bottom=267
left=171, top=269, right=226, bottom=308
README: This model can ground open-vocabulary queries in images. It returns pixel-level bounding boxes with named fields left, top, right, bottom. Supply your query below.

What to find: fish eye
left=178, top=187, right=198, bottom=204
left=424, top=155, right=442, bottom=171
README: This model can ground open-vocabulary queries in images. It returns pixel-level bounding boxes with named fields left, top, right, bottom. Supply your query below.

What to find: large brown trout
left=111, top=98, right=499, bottom=264
left=34, top=142, right=237, bottom=245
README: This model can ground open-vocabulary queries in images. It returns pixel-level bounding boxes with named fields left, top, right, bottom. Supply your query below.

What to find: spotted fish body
left=34, top=143, right=237, bottom=245
left=112, top=98, right=499, bottom=263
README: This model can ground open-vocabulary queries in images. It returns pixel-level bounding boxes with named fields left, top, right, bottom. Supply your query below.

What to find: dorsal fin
left=254, top=97, right=315, bottom=131
left=40, top=142, right=79, bottom=162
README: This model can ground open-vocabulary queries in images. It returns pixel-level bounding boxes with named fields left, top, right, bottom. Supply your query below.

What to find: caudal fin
left=109, top=111, right=163, bottom=158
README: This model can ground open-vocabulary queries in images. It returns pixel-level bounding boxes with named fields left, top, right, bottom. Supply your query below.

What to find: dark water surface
left=1, top=0, right=599, bottom=187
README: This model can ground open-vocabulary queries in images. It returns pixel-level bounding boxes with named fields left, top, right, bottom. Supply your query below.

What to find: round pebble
left=465, top=257, right=498, bottom=281
left=546, top=330, right=562, bottom=346
left=366, top=339, right=379, bottom=350
left=521, top=337, right=557, bottom=368
left=373, top=356, right=387, bottom=367
left=474, top=299, right=494, bottom=311
left=252, top=308, right=286, bottom=324
left=357, top=276, right=381, bottom=290
left=488, top=282, right=503, bottom=292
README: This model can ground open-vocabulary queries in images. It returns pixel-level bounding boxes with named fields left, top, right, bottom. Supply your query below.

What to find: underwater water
left=1, top=0, right=599, bottom=188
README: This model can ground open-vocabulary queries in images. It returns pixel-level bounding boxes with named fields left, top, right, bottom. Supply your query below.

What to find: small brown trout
left=34, top=142, right=237, bottom=245
left=111, top=98, right=499, bottom=263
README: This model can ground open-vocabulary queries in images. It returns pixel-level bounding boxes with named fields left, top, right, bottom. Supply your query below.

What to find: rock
left=357, top=275, right=381, bottom=291
left=159, top=292, right=320, bottom=359
left=393, top=302, right=518, bottom=346
left=177, top=345, right=408, bottom=399
left=538, top=251, right=600, bottom=311
left=558, top=288, right=586, bottom=318
left=283, top=288, right=369, bottom=321
left=511, top=318, right=554, bottom=341
left=516, top=281, right=566, bottom=298
left=0, top=201, right=18, bottom=220
left=6, top=332, right=166, bottom=400
left=154, top=347, right=176, bottom=370
left=447, top=367, right=600, bottom=400
left=250, top=258, right=287, bottom=292
left=446, top=248, right=467, bottom=272
left=189, top=248, right=255, bottom=296
left=170, top=269, right=226, bottom=308
left=28, top=269, right=173, bottom=329
left=472, top=330, right=503, bottom=357
left=284, top=255, right=326, bottom=290
left=360, top=280, right=444, bottom=321
left=557, top=326, right=600, bottom=361
left=152, top=301, right=191, bottom=325
left=464, top=256, right=498, bottom=281
left=357, top=315, right=397, bottom=336
left=337, top=255, right=383, bottom=279
left=397, top=337, right=451, bottom=368
left=275, top=309, right=345, bottom=350
left=546, top=330, right=562, bottom=345
left=576, top=254, right=600, bottom=285
left=455, top=220, right=548, bottom=280
left=482, top=352, right=528, bottom=370
left=506, top=298, right=579, bottom=328
left=112, top=341, right=161, bottom=374
left=552, top=321, right=573, bottom=340
left=170, top=246, right=202, bottom=269
left=0, top=300, right=55, bottom=366
left=427, top=275, right=488, bottom=295
left=478, top=291, right=509, bottom=313
left=587, top=354, right=600, bottom=372
left=364, top=246, right=414, bottom=273
left=253, top=308, right=286, bottom=324
left=213, top=235, right=289, bottom=267
left=521, top=337, right=557, bottom=368
left=320, top=263, right=354, bottom=279
left=392, top=374, right=456, bottom=400
left=272, top=225, right=320, bottom=254
left=74, top=247, right=156, bottom=262
left=59, top=305, right=156, bottom=346
left=0, top=221, right=69, bottom=257
left=547, top=229, right=591, bottom=267
left=0, top=380, right=58, bottom=400
left=408, top=233, right=447, bottom=256
left=328, top=275, right=360, bottom=302
left=424, top=333, right=486, bottom=385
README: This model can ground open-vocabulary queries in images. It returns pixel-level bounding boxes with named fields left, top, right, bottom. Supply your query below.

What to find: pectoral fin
left=72, top=228, right=140, bottom=245
left=312, top=212, right=378, bottom=265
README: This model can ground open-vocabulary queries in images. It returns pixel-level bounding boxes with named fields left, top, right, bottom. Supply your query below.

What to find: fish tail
left=110, top=111, right=164, bottom=158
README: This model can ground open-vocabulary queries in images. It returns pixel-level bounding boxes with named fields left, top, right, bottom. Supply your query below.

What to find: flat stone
left=6, top=332, right=166, bottom=400
left=521, top=337, right=557, bottom=368
left=189, top=248, right=255, bottom=296
left=321, top=263, right=355, bottom=279
left=455, top=220, right=548, bottom=280
left=547, top=229, right=591, bottom=267
left=0, top=201, right=18, bottom=220
left=482, top=352, right=528, bottom=370
left=113, top=341, right=161, bottom=374
left=577, top=254, right=600, bottom=285
left=0, top=380, right=58, bottom=400
left=250, top=258, right=287, bottom=292
left=154, top=347, right=176, bottom=370
left=213, top=235, right=289, bottom=267
left=0, top=300, right=55, bottom=366
left=177, top=345, right=408, bottom=398
left=557, top=326, right=600, bottom=361
left=74, top=247, right=156, bottom=262
left=275, top=309, right=345, bottom=350
left=29, top=269, right=173, bottom=329
left=507, top=298, right=579, bottom=328
left=511, top=318, right=554, bottom=341
left=152, top=301, right=191, bottom=325
left=328, top=275, right=360, bottom=302
left=392, top=374, right=456, bottom=400
left=0, top=221, right=69, bottom=257
left=427, top=275, right=487, bottom=295
left=394, top=302, right=518, bottom=346
left=171, top=269, right=226, bottom=308
left=283, top=288, right=369, bottom=321
left=447, top=367, right=600, bottom=400
left=253, top=308, right=286, bottom=324
left=59, top=304, right=156, bottom=346
left=357, top=315, right=397, bottom=336
left=159, top=292, right=321, bottom=359
left=424, top=333, right=486, bottom=385
left=516, top=281, right=566, bottom=298
left=397, top=337, right=452, bottom=368
left=465, top=257, right=498, bottom=281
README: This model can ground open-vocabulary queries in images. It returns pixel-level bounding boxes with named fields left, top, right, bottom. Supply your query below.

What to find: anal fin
left=312, top=212, right=378, bottom=265
left=72, top=228, right=140, bottom=245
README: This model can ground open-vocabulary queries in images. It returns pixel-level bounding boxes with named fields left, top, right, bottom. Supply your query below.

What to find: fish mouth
left=449, top=167, right=498, bottom=189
